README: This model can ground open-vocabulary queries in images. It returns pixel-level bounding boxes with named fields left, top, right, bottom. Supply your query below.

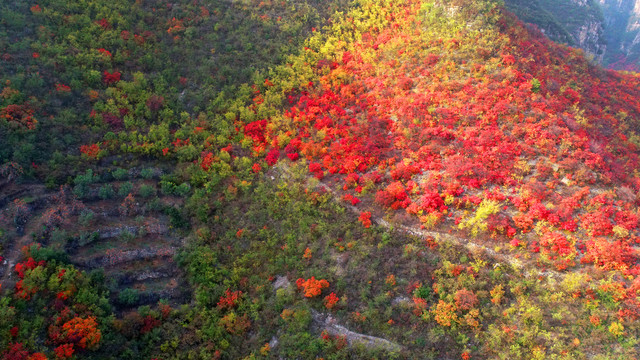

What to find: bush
left=78, top=231, right=100, bottom=246
left=139, top=184, right=157, bottom=198
left=112, top=168, right=129, bottom=180
left=118, top=229, right=136, bottom=243
left=73, top=169, right=99, bottom=199
left=414, top=285, right=432, bottom=300
left=160, top=180, right=190, bottom=197
left=165, top=207, right=189, bottom=229
left=74, top=169, right=99, bottom=186
left=30, top=246, right=69, bottom=264
left=118, top=288, right=140, bottom=306
left=140, top=168, right=155, bottom=179
left=531, top=78, right=541, bottom=92
left=118, top=182, right=134, bottom=197
left=49, top=228, right=69, bottom=245
left=99, top=184, right=115, bottom=199
left=78, top=210, right=95, bottom=227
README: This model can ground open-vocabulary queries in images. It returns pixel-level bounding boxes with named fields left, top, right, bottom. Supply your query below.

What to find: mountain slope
left=217, top=0, right=640, bottom=356
left=250, top=0, right=640, bottom=275
left=3, top=0, right=640, bottom=359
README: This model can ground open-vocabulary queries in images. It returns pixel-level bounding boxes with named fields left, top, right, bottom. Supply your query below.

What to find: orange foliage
left=61, top=317, right=101, bottom=350
left=296, top=277, right=329, bottom=298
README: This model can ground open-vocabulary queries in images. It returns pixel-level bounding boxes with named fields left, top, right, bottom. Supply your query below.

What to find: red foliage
left=28, top=353, right=47, bottom=360
left=217, top=289, right=242, bottom=310
left=376, top=182, right=410, bottom=209
left=14, top=257, right=46, bottom=279
left=79, top=144, right=100, bottom=159
left=95, top=18, right=111, bottom=30
left=420, top=191, right=446, bottom=213
left=1, top=104, right=37, bottom=130
left=324, top=292, right=339, bottom=309
left=454, top=289, right=478, bottom=310
left=54, top=344, right=74, bottom=359
left=2, top=343, right=29, bottom=360
left=102, top=71, right=121, bottom=85
left=582, top=239, right=635, bottom=270
left=539, top=232, right=574, bottom=257
left=233, top=0, right=640, bottom=277
left=97, top=48, right=111, bottom=57
left=140, top=315, right=161, bottom=334
left=358, top=211, right=372, bottom=228
left=172, top=138, right=190, bottom=148
left=265, top=148, right=280, bottom=166
left=133, top=34, right=145, bottom=45
left=244, top=120, right=267, bottom=143
left=201, top=152, right=214, bottom=171
left=102, top=112, right=123, bottom=128
left=146, top=95, right=164, bottom=112
left=55, top=83, right=71, bottom=93
left=343, top=193, right=361, bottom=206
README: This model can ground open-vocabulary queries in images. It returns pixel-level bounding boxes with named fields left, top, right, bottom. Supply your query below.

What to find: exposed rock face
left=568, top=0, right=608, bottom=62
left=504, top=0, right=607, bottom=62
left=575, top=15, right=608, bottom=62
left=598, top=0, right=640, bottom=69
left=504, top=0, right=640, bottom=68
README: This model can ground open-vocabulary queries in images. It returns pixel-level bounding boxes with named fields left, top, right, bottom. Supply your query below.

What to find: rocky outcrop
left=311, top=310, right=403, bottom=353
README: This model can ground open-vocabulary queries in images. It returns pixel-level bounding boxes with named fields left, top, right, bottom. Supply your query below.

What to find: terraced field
left=0, top=165, right=190, bottom=309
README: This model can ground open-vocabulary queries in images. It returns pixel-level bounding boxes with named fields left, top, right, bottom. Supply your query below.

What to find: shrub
left=458, top=200, right=500, bottom=237
left=296, top=277, right=329, bottom=298
left=98, top=184, right=115, bottom=199
left=454, top=289, right=478, bottom=310
left=140, top=168, right=155, bottom=179
left=118, top=182, right=133, bottom=197
left=78, top=231, right=100, bottom=246
left=78, top=210, right=95, bottom=227
left=165, top=207, right=189, bottom=229
left=414, top=285, right=432, bottom=301
left=118, top=288, right=140, bottom=306
left=118, top=229, right=135, bottom=243
left=138, top=184, right=156, bottom=198
left=112, top=168, right=128, bottom=180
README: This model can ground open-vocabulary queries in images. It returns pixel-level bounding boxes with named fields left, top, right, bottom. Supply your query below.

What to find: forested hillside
left=2, top=0, right=640, bottom=359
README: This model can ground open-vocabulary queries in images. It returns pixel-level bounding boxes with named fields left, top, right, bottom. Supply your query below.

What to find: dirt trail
left=340, top=191, right=565, bottom=280
left=275, top=164, right=566, bottom=281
